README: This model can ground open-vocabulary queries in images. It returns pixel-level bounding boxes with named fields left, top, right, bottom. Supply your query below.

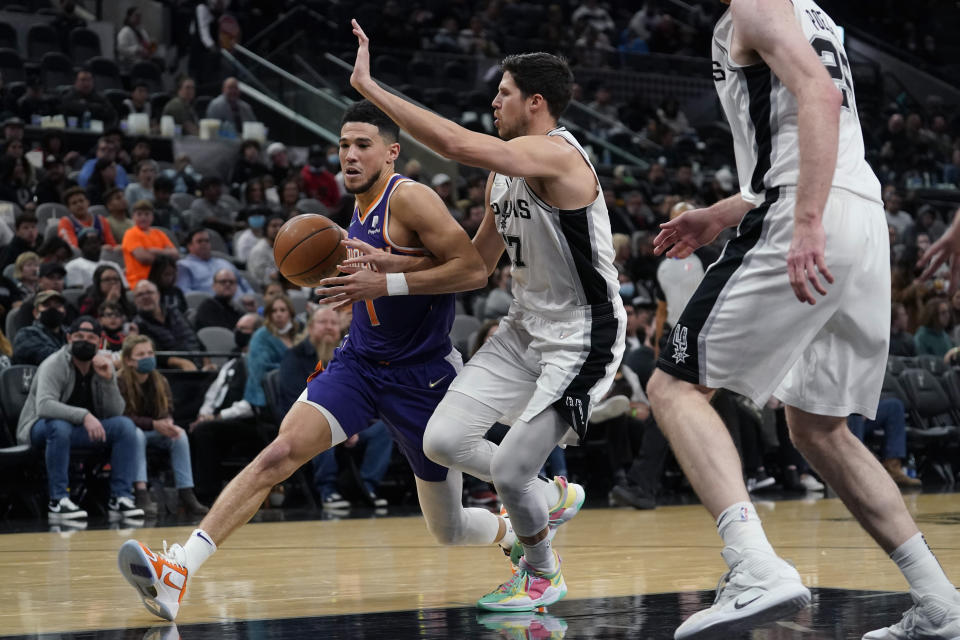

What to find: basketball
left=273, top=213, right=346, bottom=287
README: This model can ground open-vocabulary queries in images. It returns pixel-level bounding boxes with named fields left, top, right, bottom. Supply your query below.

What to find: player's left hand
left=316, top=270, right=387, bottom=309
left=350, top=19, right=374, bottom=93
left=787, top=220, right=834, bottom=305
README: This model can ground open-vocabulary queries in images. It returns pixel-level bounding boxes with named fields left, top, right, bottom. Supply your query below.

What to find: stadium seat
left=35, top=202, right=68, bottom=229
left=0, top=48, right=25, bottom=84
left=26, top=23, right=59, bottom=62
left=0, top=22, right=17, bottom=51
left=39, top=51, right=74, bottom=90
left=897, top=368, right=958, bottom=485
left=88, top=56, right=123, bottom=91
left=917, top=354, right=947, bottom=376
left=885, top=355, right=906, bottom=376
left=61, top=288, right=84, bottom=308
left=130, top=61, right=162, bottom=93
left=68, top=27, right=101, bottom=62
left=185, top=290, right=210, bottom=310
left=197, top=326, right=234, bottom=365
left=150, top=92, right=171, bottom=116
left=294, top=198, right=328, bottom=215
left=0, top=365, right=36, bottom=438
left=103, top=88, right=129, bottom=115
left=450, top=314, right=481, bottom=354
left=0, top=365, right=41, bottom=517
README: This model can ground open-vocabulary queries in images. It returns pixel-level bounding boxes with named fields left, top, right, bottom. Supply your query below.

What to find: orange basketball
left=273, top=214, right=346, bottom=287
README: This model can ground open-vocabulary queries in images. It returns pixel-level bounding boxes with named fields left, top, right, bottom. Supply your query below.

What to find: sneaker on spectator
left=799, top=473, right=825, bottom=492
left=883, top=459, right=922, bottom=488
left=365, top=490, right=388, bottom=508
left=48, top=496, right=87, bottom=520
left=109, top=495, right=145, bottom=520
left=610, top=482, right=657, bottom=510
left=746, top=469, right=776, bottom=493
left=322, top=492, right=350, bottom=509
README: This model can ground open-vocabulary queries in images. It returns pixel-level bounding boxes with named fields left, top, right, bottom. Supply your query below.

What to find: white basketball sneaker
left=674, top=547, right=811, bottom=639
left=118, top=539, right=189, bottom=621
left=861, top=590, right=960, bottom=639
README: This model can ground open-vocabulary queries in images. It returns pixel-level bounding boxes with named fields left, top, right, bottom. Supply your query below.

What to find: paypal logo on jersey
left=369, top=215, right=380, bottom=232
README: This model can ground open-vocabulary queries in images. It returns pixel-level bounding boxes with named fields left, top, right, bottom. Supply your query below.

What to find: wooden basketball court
left=2, top=493, right=959, bottom=638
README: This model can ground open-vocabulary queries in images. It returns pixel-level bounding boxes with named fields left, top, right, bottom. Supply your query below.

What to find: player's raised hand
left=918, top=207, right=960, bottom=293
left=350, top=19, right=373, bottom=93
left=653, top=207, right=725, bottom=259
left=787, top=219, right=834, bottom=305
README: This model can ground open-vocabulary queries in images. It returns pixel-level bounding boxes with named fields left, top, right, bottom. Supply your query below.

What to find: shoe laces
left=161, top=540, right=187, bottom=571
left=712, top=558, right=747, bottom=605
left=488, top=569, right=528, bottom=596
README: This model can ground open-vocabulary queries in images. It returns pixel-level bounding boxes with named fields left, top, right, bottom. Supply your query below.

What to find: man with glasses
left=195, top=268, right=243, bottom=330
left=16, top=315, right=144, bottom=521
left=121, top=199, right=180, bottom=288
left=176, top=228, right=252, bottom=296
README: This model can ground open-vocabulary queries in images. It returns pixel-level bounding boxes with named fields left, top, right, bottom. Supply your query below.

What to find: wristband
left=385, top=272, right=409, bottom=296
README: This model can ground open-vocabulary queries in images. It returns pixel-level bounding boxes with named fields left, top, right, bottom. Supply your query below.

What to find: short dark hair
left=103, top=187, right=123, bottom=203
left=500, top=53, right=574, bottom=119
left=340, top=99, right=400, bottom=143
left=62, top=185, right=87, bottom=205
left=154, top=176, right=174, bottom=192
left=185, top=227, right=209, bottom=245
left=14, top=212, right=37, bottom=229
left=131, top=80, right=149, bottom=91
left=240, top=140, right=260, bottom=153
left=175, top=74, right=194, bottom=91
left=199, top=176, right=222, bottom=191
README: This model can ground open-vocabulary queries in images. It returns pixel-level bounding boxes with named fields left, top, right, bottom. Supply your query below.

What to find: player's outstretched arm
left=317, top=182, right=486, bottom=306
left=653, top=194, right=752, bottom=259
left=349, top=19, right=573, bottom=179
left=919, top=207, right=960, bottom=293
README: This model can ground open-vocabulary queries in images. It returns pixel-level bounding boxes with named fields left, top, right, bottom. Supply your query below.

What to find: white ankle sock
left=891, top=532, right=957, bottom=600
left=498, top=516, right=517, bottom=552
left=522, top=536, right=556, bottom=574
left=182, top=528, right=217, bottom=575
left=716, top=502, right=775, bottom=557
left=540, top=478, right=562, bottom=512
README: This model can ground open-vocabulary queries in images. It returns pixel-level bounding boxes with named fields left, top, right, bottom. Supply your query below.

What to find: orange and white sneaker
left=118, top=539, right=189, bottom=621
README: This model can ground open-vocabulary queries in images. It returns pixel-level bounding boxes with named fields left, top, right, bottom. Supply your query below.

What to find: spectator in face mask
left=233, top=207, right=268, bottom=262
left=299, top=144, right=340, bottom=210
left=12, top=290, right=68, bottom=365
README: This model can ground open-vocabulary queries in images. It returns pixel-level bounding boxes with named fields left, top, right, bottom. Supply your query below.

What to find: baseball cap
left=39, top=262, right=67, bottom=278
left=266, top=142, right=286, bottom=157
left=34, top=289, right=66, bottom=306
left=2, top=116, right=24, bottom=129
left=431, top=173, right=451, bottom=187
left=67, top=315, right=101, bottom=335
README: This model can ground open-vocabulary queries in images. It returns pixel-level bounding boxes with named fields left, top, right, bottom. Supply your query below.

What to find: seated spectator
left=0, top=155, right=32, bottom=209
left=98, top=300, right=133, bottom=352
left=17, top=315, right=144, bottom=521
left=205, top=77, right=257, bottom=136
left=161, top=76, right=199, bottom=137
left=278, top=178, right=302, bottom=217
left=10, top=263, right=79, bottom=338
left=483, top=265, right=512, bottom=320
left=86, top=158, right=118, bottom=206
left=848, top=398, right=921, bottom=488
left=164, top=153, right=200, bottom=195
left=35, top=155, right=74, bottom=206
left=267, top=142, right=293, bottom=185
left=890, top=302, right=916, bottom=357
left=65, top=227, right=125, bottom=289
left=116, top=8, right=158, bottom=69
left=151, top=176, right=183, bottom=234
left=12, top=290, right=68, bottom=365
left=125, top=160, right=158, bottom=206
left=177, top=228, right=252, bottom=294
left=247, top=214, right=285, bottom=289
left=60, top=68, right=118, bottom=129
left=80, top=264, right=136, bottom=319
left=300, top=145, right=340, bottom=210
left=129, top=137, right=152, bottom=168
left=195, top=268, right=243, bottom=330
left=121, top=82, right=152, bottom=121
left=188, top=176, right=238, bottom=237
left=0, top=212, right=39, bottom=271
left=104, top=188, right=133, bottom=243
left=148, top=254, right=187, bottom=316
left=132, top=279, right=210, bottom=371
left=17, top=77, right=55, bottom=124
left=121, top=199, right=179, bottom=289
left=189, top=313, right=267, bottom=503
left=0, top=267, right=24, bottom=328
left=78, top=137, right=129, bottom=190
left=914, top=297, right=953, bottom=358
left=0, top=325, right=10, bottom=371
left=37, top=236, right=74, bottom=265
left=231, top=140, right=268, bottom=187
left=233, top=207, right=267, bottom=262
left=12, top=251, right=40, bottom=298
left=241, top=177, right=270, bottom=209
left=245, top=294, right=300, bottom=409
left=884, top=191, right=914, bottom=239
left=59, top=186, right=118, bottom=248
left=51, top=0, right=86, bottom=51
left=118, top=334, right=209, bottom=516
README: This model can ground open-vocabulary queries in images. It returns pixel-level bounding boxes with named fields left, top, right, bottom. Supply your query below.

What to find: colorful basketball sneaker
left=477, top=611, right=569, bottom=639
left=478, top=553, right=567, bottom=612
left=500, top=477, right=585, bottom=572
left=861, top=590, right=960, bottom=639
left=118, top=539, right=189, bottom=621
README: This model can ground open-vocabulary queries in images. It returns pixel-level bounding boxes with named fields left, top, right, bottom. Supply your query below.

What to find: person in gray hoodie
left=18, top=315, right=145, bottom=521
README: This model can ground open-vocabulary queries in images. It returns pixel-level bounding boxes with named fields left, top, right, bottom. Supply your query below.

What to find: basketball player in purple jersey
left=116, top=100, right=579, bottom=621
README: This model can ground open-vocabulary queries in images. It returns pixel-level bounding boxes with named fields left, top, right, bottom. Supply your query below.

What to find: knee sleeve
left=423, top=391, right=499, bottom=482
left=416, top=475, right=500, bottom=546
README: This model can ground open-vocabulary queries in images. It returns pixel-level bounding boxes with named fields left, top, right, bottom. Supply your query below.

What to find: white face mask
left=277, top=321, right=293, bottom=335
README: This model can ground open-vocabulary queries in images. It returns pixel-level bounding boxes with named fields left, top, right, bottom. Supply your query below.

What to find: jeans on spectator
left=540, top=446, right=568, bottom=479
left=30, top=416, right=141, bottom=501
left=313, top=420, right=394, bottom=498
left=847, top=397, right=907, bottom=460
left=135, top=429, right=196, bottom=489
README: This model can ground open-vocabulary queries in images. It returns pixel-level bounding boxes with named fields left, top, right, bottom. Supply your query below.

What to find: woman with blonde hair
left=118, top=334, right=208, bottom=516
left=244, top=294, right=301, bottom=409
left=13, top=251, right=40, bottom=296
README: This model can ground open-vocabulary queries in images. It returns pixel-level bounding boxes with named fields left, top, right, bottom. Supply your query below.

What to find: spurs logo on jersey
left=671, top=324, right=689, bottom=365
left=488, top=128, right=620, bottom=314
left=711, top=0, right=881, bottom=205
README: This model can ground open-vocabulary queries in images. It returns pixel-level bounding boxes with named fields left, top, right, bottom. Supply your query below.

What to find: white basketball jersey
left=489, top=128, right=620, bottom=314
left=712, top=0, right=881, bottom=205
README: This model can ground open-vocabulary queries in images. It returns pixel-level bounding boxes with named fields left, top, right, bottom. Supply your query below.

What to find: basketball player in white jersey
left=648, top=1, right=960, bottom=638
left=333, top=20, right=626, bottom=611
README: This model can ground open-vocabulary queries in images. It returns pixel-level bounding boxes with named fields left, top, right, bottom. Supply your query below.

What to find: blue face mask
left=136, top=356, right=157, bottom=373
left=619, top=283, right=636, bottom=299
left=327, top=153, right=339, bottom=167
left=248, top=215, right=265, bottom=229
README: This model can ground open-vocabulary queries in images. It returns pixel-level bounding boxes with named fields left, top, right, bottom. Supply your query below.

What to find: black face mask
left=70, top=340, right=97, bottom=362
left=39, top=307, right=64, bottom=329
left=234, top=329, right=251, bottom=350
